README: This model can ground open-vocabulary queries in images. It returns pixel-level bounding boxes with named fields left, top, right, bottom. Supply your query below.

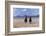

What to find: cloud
left=13, top=8, right=39, bottom=16
left=21, top=9, right=27, bottom=11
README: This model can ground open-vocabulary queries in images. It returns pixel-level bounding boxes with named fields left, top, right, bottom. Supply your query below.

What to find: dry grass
left=13, top=17, right=39, bottom=28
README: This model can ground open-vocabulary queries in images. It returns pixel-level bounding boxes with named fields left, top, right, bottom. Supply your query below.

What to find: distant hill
left=14, top=15, right=39, bottom=18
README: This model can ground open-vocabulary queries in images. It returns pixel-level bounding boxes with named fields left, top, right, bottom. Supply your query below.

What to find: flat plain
left=13, top=17, right=39, bottom=28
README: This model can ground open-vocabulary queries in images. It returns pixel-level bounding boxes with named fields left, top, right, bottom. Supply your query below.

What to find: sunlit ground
left=13, top=17, right=39, bottom=28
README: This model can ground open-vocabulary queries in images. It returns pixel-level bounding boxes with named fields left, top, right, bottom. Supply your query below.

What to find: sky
left=13, top=8, right=39, bottom=17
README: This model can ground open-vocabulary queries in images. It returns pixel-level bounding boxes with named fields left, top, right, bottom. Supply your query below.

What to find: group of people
left=24, top=16, right=32, bottom=24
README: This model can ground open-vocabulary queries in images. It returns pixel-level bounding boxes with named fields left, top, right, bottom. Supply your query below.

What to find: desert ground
left=13, top=17, right=39, bottom=28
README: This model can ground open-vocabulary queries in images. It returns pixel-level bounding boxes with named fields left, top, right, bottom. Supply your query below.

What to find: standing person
left=29, top=16, right=32, bottom=24
left=24, top=16, right=27, bottom=23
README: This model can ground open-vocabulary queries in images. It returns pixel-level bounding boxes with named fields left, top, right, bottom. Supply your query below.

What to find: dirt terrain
left=13, top=17, right=39, bottom=28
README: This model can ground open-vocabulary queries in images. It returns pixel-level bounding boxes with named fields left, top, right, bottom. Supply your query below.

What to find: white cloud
left=22, top=9, right=27, bottom=11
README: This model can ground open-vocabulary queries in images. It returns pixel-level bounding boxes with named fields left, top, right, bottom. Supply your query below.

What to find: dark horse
left=24, top=16, right=27, bottom=23
left=29, top=17, right=32, bottom=24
